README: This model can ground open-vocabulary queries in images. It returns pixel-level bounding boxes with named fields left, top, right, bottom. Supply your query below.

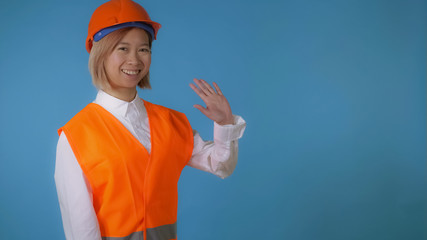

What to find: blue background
left=0, top=0, right=426, bottom=239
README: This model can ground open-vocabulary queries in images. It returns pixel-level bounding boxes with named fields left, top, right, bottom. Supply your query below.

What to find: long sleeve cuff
left=213, top=115, right=246, bottom=143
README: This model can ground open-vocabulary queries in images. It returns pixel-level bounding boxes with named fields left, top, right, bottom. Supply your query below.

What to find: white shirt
left=54, top=90, right=246, bottom=240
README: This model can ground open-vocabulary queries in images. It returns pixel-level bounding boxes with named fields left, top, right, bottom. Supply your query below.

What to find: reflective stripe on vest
left=59, top=100, right=193, bottom=239
left=102, top=222, right=177, bottom=240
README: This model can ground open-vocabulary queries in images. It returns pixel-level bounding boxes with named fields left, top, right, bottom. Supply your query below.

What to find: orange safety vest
left=58, top=100, right=194, bottom=240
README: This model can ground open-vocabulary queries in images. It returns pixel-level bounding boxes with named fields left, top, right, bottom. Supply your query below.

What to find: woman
left=54, top=0, right=246, bottom=239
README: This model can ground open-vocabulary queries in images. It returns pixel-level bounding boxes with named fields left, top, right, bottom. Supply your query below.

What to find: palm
left=189, top=79, right=234, bottom=125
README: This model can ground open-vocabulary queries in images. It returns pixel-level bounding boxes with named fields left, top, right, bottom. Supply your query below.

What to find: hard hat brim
left=93, top=22, right=155, bottom=42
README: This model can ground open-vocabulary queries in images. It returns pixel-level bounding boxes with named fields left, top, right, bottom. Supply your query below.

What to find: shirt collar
left=94, top=90, right=144, bottom=118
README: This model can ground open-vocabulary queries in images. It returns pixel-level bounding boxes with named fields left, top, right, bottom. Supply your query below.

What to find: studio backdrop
left=0, top=0, right=425, bottom=239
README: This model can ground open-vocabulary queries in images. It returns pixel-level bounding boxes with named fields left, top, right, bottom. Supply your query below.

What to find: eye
left=118, top=47, right=127, bottom=51
left=139, top=48, right=151, bottom=53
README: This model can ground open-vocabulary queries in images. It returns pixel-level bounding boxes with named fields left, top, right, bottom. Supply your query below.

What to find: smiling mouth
left=121, top=69, right=141, bottom=75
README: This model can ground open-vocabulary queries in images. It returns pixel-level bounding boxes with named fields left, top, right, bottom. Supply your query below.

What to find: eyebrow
left=118, top=42, right=150, bottom=47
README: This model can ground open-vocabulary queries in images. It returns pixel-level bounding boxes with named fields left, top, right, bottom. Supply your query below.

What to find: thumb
left=193, top=104, right=208, bottom=115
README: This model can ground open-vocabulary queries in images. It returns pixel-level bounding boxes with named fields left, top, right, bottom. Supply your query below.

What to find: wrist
left=216, top=115, right=234, bottom=125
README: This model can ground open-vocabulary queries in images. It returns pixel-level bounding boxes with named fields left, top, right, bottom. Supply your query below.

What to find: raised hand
left=189, top=78, right=234, bottom=125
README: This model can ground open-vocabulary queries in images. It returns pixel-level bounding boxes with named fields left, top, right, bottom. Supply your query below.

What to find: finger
left=193, top=104, right=209, bottom=116
left=194, top=78, right=211, bottom=96
left=212, top=82, right=223, bottom=95
left=189, top=83, right=208, bottom=100
left=200, top=79, right=215, bottom=94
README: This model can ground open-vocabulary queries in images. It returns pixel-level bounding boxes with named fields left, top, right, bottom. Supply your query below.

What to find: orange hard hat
left=86, top=0, right=161, bottom=53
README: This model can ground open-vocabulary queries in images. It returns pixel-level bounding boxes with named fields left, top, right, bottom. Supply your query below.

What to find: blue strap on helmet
left=93, top=22, right=155, bottom=42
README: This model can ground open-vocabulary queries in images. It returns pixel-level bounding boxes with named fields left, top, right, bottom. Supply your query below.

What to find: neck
left=103, top=87, right=137, bottom=102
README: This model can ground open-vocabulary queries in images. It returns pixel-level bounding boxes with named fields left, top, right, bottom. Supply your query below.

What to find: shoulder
left=58, top=103, right=99, bottom=135
left=143, top=100, right=186, bottom=117
left=66, top=103, right=99, bottom=124
left=142, top=100, right=192, bottom=130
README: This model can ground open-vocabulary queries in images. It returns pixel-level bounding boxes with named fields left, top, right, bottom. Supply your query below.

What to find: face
left=104, top=28, right=151, bottom=91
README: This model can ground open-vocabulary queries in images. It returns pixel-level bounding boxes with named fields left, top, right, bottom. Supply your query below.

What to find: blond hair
left=88, top=27, right=152, bottom=90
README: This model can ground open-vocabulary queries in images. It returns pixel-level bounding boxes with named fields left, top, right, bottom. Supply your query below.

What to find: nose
left=127, top=51, right=142, bottom=65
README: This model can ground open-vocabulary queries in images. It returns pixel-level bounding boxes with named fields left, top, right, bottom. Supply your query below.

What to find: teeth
left=122, top=69, right=140, bottom=75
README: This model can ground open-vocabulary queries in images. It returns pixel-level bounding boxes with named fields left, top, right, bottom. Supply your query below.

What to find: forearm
left=187, top=115, right=246, bottom=179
